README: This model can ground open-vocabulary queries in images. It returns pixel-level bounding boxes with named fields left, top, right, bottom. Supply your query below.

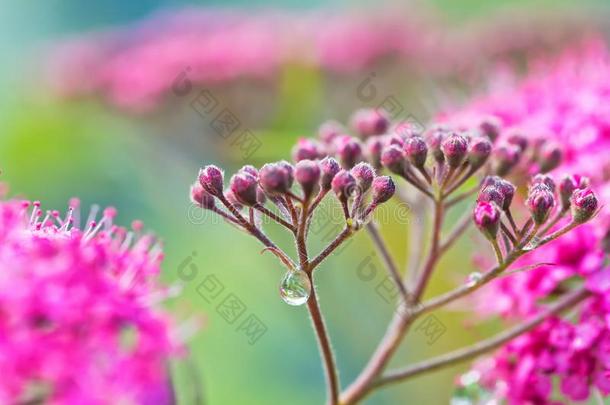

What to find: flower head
left=295, top=159, right=321, bottom=199
left=350, top=108, right=389, bottom=138
left=371, top=176, right=395, bottom=204
left=403, top=136, right=428, bottom=168
left=441, top=132, right=468, bottom=168
left=473, top=200, right=500, bottom=240
left=571, top=188, right=598, bottom=223
left=230, top=172, right=259, bottom=206
left=0, top=196, right=180, bottom=403
left=198, top=164, right=224, bottom=196
left=526, top=184, right=556, bottom=225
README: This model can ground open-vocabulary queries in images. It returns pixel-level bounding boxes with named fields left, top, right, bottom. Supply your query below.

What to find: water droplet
left=280, top=269, right=311, bottom=306
left=466, top=272, right=483, bottom=287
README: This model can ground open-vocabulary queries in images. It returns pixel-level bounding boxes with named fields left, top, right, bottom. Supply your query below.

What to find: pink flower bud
left=571, top=188, right=598, bottom=223
left=277, top=161, right=295, bottom=188
left=473, top=201, right=500, bottom=240
left=526, top=185, right=555, bottom=225
left=467, top=137, right=492, bottom=170
left=351, top=162, right=376, bottom=193
left=493, top=143, right=521, bottom=176
left=478, top=116, right=502, bottom=142
left=331, top=170, right=357, bottom=202
left=292, top=138, right=322, bottom=162
left=538, top=142, right=563, bottom=173
left=506, top=132, right=528, bottom=152
left=371, top=176, right=395, bottom=204
left=230, top=172, right=258, bottom=206
left=403, top=136, right=428, bottom=168
left=559, top=174, right=589, bottom=209
left=441, top=133, right=468, bottom=168
left=295, top=160, right=321, bottom=199
left=381, top=145, right=406, bottom=175
left=320, top=157, right=341, bottom=190
left=531, top=174, right=556, bottom=193
left=335, top=136, right=363, bottom=168
left=365, top=138, right=384, bottom=169
left=350, top=108, right=390, bottom=138
left=259, top=163, right=292, bottom=196
left=190, top=182, right=215, bottom=209
left=198, top=165, right=224, bottom=196
left=425, top=127, right=448, bottom=163
left=478, top=186, right=505, bottom=209
left=318, top=120, right=343, bottom=144
left=239, top=165, right=259, bottom=178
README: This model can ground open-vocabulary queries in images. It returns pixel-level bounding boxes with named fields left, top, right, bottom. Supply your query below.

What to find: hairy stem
left=376, top=286, right=589, bottom=387
left=341, top=198, right=445, bottom=404
left=309, top=227, right=353, bottom=272
left=307, top=280, right=340, bottom=405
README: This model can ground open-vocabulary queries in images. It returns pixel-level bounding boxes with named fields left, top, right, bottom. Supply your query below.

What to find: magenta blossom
left=0, top=195, right=182, bottom=404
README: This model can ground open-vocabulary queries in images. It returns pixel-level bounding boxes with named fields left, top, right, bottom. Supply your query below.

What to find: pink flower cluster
left=0, top=195, right=179, bottom=404
left=48, top=6, right=596, bottom=112
left=444, top=41, right=610, bottom=403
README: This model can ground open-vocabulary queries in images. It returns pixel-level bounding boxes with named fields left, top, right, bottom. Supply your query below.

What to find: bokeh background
left=2, top=0, right=609, bottom=404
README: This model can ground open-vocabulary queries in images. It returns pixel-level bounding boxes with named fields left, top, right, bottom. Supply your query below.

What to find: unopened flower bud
left=484, top=176, right=516, bottom=210
left=559, top=174, right=589, bottom=210
left=403, top=136, right=428, bottom=168
left=538, top=142, right=563, bottom=173
left=277, top=161, right=295, bottom=188
left=190, top=182, right=216, bottom=209
left=371, top=176, right=395, bottom=204
left=493, top=143, right=521, bottom=176
left=318, top=120, right=343, bottom=144
left=335, top=136, right=363, bottom=168
left=198, top=165, right=224, bottom=196
left=239, top=165, right=259, bottom=178
left=230, top=172, right=258, bottom=206
left=332, top=170, right=357, bottom=202
left=350, top=108, right=390, bottom=138
left=467, top=137, right=492, bottom=170
left=365, top=138, right=384, bottom=169
left=441, top=133, right=468, bottom=168
left=259, top=163, right=292, bottom=196
left=473, top=201, right=500, bottom=240
left=506, top=132, right=528, bottom=152
left=425, top=127, right=448, bottom=163
left=532, top=174, right=556, bottom=193
left=295, top=160, right=321, bottom=199
left=571, top=188, right=598, bottom=224
left=478, top=186, right=505, bottom=209
left=527, top=185, right=555, bottom=225
left=478, top=116, right=502, bottom=142
left=320, top=157, right=341, bottom=190
left=381, top=145, right=406, bottom=176
left=351, top=162, right=376, bottom=193
left=292, top=138, right=322, bottom=162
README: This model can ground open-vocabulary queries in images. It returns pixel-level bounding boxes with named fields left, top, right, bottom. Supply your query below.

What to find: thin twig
left=375, top=287, right=589, bottom=388
left=309, top=227, right=353, bottom=271
left=366, top=222, right=409, bottom=304
left=307, top=281, right=340, bottom=405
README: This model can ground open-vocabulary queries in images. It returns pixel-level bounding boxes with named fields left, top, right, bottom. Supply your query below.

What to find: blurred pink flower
left=0, top=196, right=180, bottom=404
left=445, top=40, right=610, bottom=404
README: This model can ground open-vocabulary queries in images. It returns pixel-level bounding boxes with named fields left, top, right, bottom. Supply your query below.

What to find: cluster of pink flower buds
left=193, top=156, right=395, bottom=238
left=473, top=170, right=598, bottom=253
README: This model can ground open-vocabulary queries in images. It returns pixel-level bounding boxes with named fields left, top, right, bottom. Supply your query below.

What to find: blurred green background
left=1, top=0, right=608, bottom=404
